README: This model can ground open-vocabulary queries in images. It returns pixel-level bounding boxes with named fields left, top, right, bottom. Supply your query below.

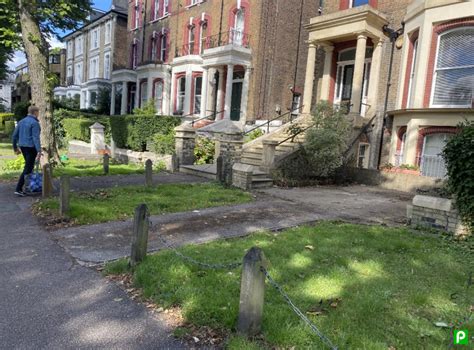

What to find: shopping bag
left=25, top=162, right=42, bottom=193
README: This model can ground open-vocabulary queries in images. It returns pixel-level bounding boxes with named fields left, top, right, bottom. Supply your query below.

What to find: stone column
left=184, top=70, right=193, bottom=115
left=320, top=45, right=334, bottom=101
left=262, top=140, right=278, bottom=171
left=206, top=68, right=216, bottom=115
left=351, top=34, right=368, bottom=115
left=404, top=120, right=420, bottom=166
left=240, top=66, right=251, bottom=124
left=121, top=81, right=128, bottom=115
left=216, top=68, right=225, bottom=120
left=110, top=83, right=116, bottom=116
left=90, top=122, right=105, bottom=154
left=200, top=68, right=209, bottom=119
left=216, top=127, right=244, bottom=186
left=302, top=43, right=317, bottom=114
left=174, top=123, right=196, bottom=166
left=224, top=64, right=234, bottom=120
left=367, top=39, right=384, bottom=114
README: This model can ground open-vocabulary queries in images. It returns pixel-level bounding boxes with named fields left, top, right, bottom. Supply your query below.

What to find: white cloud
left=7, top=35, right=65, bottom=71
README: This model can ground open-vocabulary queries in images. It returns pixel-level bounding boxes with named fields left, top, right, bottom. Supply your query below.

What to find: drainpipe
left=377, top=23, right=404, bottom=169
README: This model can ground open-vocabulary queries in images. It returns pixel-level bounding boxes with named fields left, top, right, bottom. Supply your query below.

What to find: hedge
left=110, top=115, right=180, bottom=151
left=0, top=113, right=14, bottom=130
left=62, top=117, right=111, bottom=143
left=4, top=121, right=15, bottom=137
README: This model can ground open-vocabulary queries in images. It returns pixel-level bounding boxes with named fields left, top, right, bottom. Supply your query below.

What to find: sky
left=8, top=0, right=113, bottom=71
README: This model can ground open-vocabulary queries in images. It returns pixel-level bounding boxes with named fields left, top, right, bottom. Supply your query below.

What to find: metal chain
left=157, top=235, right=242, bottom=270
left=261, top=267, right=339, bottom=350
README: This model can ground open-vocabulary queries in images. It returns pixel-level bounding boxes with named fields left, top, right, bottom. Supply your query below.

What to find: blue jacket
left=12, top=115, right=41, bottom=152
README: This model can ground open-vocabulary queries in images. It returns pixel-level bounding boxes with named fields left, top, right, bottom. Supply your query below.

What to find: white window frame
left=407, top=38, right=418, bottom=108
left=188, top=25, right=196, bottom=54
left=90, top=27, right=100, bottom=51
left=194, top=75, right=202, bottom=114
left=132, top=44, right=138, bottom=69
left=163, top=0, right=169, bottom=16
left=151, top=37, right=158, bottom=61
left=430, top=27, right=474, bottom=108
left=104, top=53, right=111, bottom=79
left=357, top=143, right=370, bottom=169
left=74, top=62, right=83, bottom=84
left=140, top=80, right=148, bottom=108
left=67, top=41, right=73, bottom=59
left=160, top=34, right=167, bottom=61
left=153, top=0, right=160, bottom=20
left=89, top=56, right=99, bottom=79
left=176, top=76, right=186, bottom=113
left=134, top=0, right=140, bottom=29
left=105, top=21, right=112, bottom=45
left=75, top=35, right=83, bottom=56
left=154, top=80, right=164, bottom=114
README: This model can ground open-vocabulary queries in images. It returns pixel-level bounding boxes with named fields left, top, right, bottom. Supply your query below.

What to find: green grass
left=36, top=183, right=253, bottom=225
left=0, top=141, right=146, bottom=181
left=105, top=223, right=473, bottom=349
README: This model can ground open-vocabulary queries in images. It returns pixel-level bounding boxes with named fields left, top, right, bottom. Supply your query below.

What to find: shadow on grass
left=108, top=223, right=473, bottom=349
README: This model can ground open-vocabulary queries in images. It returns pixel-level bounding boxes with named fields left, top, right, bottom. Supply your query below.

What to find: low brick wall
left=408, top=195, right=469, bottom=237
left=342, top=168, right=444, bottom=193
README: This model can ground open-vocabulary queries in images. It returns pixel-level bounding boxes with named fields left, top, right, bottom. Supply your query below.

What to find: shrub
left=245, top=128, right=264, bottom=143
left=3, top=155, right=24, bottom=171
left=302, top=102, right=351, bottom=177
left=110, top=115, right=180, bottom=151
left=152, top=131, right=175, bottom=155
left=0, top=113, right=14, bottom=130
left=4, top=120, right=15, bottom=137
left=62, top=117, right=111, bottom=143
left=443, top=121, right=474, bottom=231
left=194, top=137, right=215, bottom=165
left=13, top=101, right=30, bottom=121
left=133, top=99, right=156, bottom=115
left=96, top=87, right=111, bottom=115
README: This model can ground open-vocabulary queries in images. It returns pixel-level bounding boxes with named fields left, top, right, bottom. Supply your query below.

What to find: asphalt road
left=0, top=182, right=185, bottom=349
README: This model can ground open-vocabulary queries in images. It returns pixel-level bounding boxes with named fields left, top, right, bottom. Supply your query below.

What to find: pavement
left=0, top=176, right=193, bottom=349
left=51, top=184, right=413, bottom=265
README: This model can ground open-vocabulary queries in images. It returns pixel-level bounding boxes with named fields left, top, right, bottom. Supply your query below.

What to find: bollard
left=237, top=247, right=267, bottom=336
left=103, top=154, right=110, bottom=175
left=145, top=159, right=153, bottom=187
left=59, top=175, right=70, bottom=217
left=130, top=204, right=150, bottom=267
left=42, top=163, right=53, bottom=199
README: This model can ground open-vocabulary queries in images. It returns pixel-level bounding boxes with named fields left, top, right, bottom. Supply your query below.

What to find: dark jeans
left=16, top=147, right=38, bottom=192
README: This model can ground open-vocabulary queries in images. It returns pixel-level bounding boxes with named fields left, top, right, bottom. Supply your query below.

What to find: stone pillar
left=207, top=68, right=216, bottom=115
left=367, top=39, right=384, bottom=114
left=351, top=34, right=368, bottom=115
left=184, top=71, right=193, bottom=115
left=302, top=43, right=317, bottom=114
left=216, top=68, right=225, bottom=120
left=121, top=81, right=128, bottom=115
left=200, top=68, right=209, bottom=119
left=174, top=123, right=197, bottom=166
left=90, top=122, right=105, bottom=154
left=240, top=66, right=251, bottom=124
left=216, top=128, right=244, bottom=186
left=110, top=83, right=116, bottom=116
left=224, top=64, right=234, bottom=120
left=320, top=45, right=334, bottom=101
left=404, top=120, right=420, bottom=166
left=262, top=140, right=278, bottom=171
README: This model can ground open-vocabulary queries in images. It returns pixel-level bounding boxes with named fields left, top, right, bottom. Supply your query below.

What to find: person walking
left=12, top=106, right=42, bottom=197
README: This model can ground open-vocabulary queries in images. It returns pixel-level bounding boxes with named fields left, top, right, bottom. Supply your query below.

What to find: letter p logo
left=454, top=330, right=468, bottom=345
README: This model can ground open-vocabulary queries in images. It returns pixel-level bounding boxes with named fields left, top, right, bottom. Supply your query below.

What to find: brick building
left=111, top=0, right=320, bottom=122
left=303, top=0, right=473, bottom=174
left=54, top=1, right=129, bottom=109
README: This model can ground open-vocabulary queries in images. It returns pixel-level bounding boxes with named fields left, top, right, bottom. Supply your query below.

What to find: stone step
left=241, top=153, right=262, bottom=161
left=251, top=178, right=274, bottom=189
left=241, top=158, right=262, bottom=166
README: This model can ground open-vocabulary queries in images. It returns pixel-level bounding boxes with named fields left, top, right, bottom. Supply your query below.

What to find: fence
left=129, top=204, right=339, bottom=349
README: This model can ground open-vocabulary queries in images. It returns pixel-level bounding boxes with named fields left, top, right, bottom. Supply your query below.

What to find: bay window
left=431, top=27, right=474, bottom=107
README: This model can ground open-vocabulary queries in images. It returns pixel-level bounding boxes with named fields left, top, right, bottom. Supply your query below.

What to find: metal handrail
left=191, top=110, right=225, bottom=127
left=243, top=105, right=304, bottom=136
left=342, top=114, right=377, bottom=158
left=277, top=122, right=315, bottom=146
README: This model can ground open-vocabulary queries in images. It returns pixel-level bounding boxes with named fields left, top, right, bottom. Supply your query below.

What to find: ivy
left=443, top=121, right=474, bottom=232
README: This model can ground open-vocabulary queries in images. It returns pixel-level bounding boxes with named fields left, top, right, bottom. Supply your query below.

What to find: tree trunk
left=17, top=0, right=59, bottom=164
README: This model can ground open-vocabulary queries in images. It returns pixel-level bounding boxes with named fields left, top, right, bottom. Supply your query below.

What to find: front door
left=339, top=64, right=354, bottom=111
left=230, top=81, right=243, bottom=121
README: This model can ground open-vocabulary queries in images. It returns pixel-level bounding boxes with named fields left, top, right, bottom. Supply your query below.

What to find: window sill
left=150, top=14, right=170, bottom=24
left=185, top=1, right=204, bottom=9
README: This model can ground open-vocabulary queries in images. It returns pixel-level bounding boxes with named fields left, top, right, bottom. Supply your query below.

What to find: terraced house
left=303, top=0, right=473, bottom=174
left=54, top=1, right=129, bottom=109
left=111, top=0, right=320, bottom=122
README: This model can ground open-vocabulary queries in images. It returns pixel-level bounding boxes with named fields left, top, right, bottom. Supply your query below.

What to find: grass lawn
left=105, top=222, right=473, bottom=349
left=0, top=141, right=145, bottom=181
left=36, top=183, right=253, bottom=225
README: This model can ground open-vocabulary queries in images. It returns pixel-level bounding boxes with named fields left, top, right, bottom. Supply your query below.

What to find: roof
left=61, top=8, right=128, bottom=41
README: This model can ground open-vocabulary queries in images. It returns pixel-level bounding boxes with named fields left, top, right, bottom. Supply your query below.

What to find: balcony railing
left=419, top=155, right=447, bottom=178
left=175, top=29, right=251, bottom=58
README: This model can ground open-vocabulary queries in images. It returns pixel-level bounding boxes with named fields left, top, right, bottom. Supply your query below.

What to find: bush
left=152, top=132, right=175, bottom=155
left=0, top=113, right=14, bottom=130
left=4, top=120, right=15, bottom=137
left=110, top=115, right=180, bottom=151
left=443, top=121, right=474, bottom=231
left=194, top=137, right=215, bottom=165
left=245, top=128, right=264, bottom=143
left=3, top=155, right=24, bottom=171
left=13, top=101, right=30, bottom=121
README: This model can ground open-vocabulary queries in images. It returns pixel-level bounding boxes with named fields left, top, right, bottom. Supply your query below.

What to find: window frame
left=429, top=27, right=474, bottom=108
left=153, top=79, right=164, bottom=114
left=193, top=74, right=203, bottom=114
left=104, top=52, right=111, bottom=79
left=160, top=33, right=168, bottom=62
left=105, top=21, right=112, bottom=45
left=176, top=75, right=186, bottom=114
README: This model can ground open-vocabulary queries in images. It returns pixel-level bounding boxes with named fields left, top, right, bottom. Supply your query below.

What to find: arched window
left=431, top=27, right=474, bottom=107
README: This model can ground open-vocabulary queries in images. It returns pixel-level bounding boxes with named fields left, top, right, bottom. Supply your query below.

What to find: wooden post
left=130, top=204, right=150, bottom=267
left=42, top=163, right=53, bottom=198
left=145, top=159, right=153, bottom=187
left=59, top=175, right=70, bottom=217
left=237, top=247, right=267, bottom=337
left=103, top=154, right=110, bottom=175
